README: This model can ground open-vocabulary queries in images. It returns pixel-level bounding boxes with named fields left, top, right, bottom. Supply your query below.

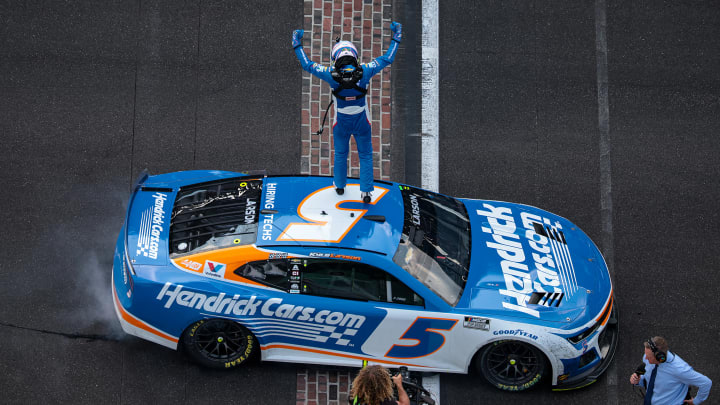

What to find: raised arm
left=292, top=29, right=334, bottom=82
left=362, top=22, right=402, bottom=78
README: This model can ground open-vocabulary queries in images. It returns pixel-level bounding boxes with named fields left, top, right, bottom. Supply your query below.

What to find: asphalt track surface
left=2, top=1, right=719, bottom=404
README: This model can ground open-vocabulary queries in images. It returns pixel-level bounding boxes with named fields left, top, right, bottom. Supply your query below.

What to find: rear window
left=169, top=178, right=262, bottom=256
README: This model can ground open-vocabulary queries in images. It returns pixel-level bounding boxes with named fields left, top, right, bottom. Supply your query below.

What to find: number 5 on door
left=386, top=317, right=458, bottom=359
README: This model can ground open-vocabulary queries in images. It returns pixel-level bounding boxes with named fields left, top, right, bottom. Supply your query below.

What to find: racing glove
left=292, top=29, right=304, bottom=48
left=390, top=21, right=402, bottom=42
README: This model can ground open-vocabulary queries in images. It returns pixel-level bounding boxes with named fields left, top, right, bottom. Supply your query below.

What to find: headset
left=646, top=337, right=667, bottom=363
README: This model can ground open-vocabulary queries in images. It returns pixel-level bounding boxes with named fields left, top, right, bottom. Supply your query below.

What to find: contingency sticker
left=463, top=316, right=490, bottom=330
left=289, top=259, right=302, bottom=294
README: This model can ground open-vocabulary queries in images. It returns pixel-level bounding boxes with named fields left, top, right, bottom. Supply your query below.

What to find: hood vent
left=529, top=292, right=564, bottom=307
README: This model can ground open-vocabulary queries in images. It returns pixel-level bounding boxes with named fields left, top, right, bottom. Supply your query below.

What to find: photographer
left=349, top=364, right=410, bottom=405
left=629, top=336, right=712, bottom=404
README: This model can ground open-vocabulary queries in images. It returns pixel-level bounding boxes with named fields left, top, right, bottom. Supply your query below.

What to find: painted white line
left=421, top=0, right=439, bottom=192
left=595, top=0, right=618, bottom=403
left=422, top=373, right=441, bottom=405
left=420, top=1, right=441, bottom=399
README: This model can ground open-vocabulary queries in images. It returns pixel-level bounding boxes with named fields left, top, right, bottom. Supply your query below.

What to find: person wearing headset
left=630, top=336, right=712, bottom=404
left=292, top=22, right=401, bottom=203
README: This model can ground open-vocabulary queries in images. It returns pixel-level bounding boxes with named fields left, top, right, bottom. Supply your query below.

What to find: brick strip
left=297, top=1, right=394, bottom=403
left=297, top=367, right=354, bottom=405
left=300, top=0, right=394, bottom=181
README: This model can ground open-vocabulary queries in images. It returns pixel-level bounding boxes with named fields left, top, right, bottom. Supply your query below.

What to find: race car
left=112, top=170, right=617, bottom=391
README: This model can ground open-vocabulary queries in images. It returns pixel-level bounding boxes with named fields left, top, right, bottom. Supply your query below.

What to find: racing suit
left=293, top=25, right=401, bottom=193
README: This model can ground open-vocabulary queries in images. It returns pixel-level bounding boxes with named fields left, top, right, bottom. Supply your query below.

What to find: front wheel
left=477, top=340, right=545, bottom=391
left=182, top=318, right=257, bottom=369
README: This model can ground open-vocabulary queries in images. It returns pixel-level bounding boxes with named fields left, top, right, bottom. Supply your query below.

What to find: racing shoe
left=361, top=191, right=372, bottom=203
left=336, top=187, right=344, bottom=195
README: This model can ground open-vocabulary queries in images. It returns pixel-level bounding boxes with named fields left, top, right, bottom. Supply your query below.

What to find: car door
left=235, top=257, right=461, bottom=370
left=298, top=258, right=461, bottom=370
left=233, top=257, right=389, bottom=364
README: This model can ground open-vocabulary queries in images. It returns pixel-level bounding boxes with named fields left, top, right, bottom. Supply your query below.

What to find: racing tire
left=477, top=340, right=546, bottom=391
left=182, top=318, right=257, bottom=369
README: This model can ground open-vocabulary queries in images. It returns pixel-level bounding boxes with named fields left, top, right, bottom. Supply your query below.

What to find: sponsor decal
left=409, top=194, right=421, bottom=226
left=520, top=212, right=578, bottom=296
left=156, top=283, right=366, bottom=346
left=203, top=260, right=226, bottom=278
left=122, top=257, right=128, bottom=285
left=309, top=252, right=362, bottom=261
left=497, top=372, right=542, bottom=391
left=269, top=252, right=288, bottom=259
left=261, top=182, right=277, bottom=241
left=476, top=203, right=575, bottom=318
left=136, top=192, right=168, bottom=260
left=289, top=260, right=301, bottom=293
left=181, top=259, right=202, bottom=271
left=244, top=198, right=257, bottom=224
left=463, top=316, right=490, bottom=330
left=493, top=329, right=539, bottom=340
left=121, top=255, right=134, bottom=298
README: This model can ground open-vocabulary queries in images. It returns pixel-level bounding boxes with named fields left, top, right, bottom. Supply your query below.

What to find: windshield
left=392, top=185, right=471, bottom=306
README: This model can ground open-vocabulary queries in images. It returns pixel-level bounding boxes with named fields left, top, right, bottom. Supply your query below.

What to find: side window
left=235, top=259, right=289, bottom=290
left=390, top=278, right=424, bottom=306
left=301, top=260, right=373, bottom=301
left=352, top=264, right=388, bottom=301
left=301, top=260, right=424, bottom=306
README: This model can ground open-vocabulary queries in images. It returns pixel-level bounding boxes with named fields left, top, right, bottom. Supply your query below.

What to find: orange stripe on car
left=113, top=285, right=178, bottom=343
left=171, top=245, right=289, bottom=287
left=596, top=290, right=614, bottom=326
left=260, top=344, right=428, bottom=368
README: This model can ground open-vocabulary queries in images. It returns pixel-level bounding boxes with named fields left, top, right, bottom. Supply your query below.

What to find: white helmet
left=331, top=41, right=358, bottom=63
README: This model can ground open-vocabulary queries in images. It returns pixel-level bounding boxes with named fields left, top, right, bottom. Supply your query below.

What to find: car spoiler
left=122, top=169, right=150, bottom=275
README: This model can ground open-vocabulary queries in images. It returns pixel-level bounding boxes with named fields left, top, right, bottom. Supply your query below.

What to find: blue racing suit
left=293, top=26, right=400, bottom=193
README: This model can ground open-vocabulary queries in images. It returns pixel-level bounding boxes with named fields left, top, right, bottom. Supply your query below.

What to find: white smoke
left=53, top=183, right=131, bottom=342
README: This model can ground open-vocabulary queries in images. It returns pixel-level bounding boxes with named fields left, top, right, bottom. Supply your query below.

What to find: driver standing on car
left=292, top=22, right=401, bottom=203
left=349, top=365, right=410, bottom=405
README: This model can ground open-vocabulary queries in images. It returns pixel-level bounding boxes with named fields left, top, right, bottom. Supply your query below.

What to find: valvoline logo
left=203, top=260, right=226, bottom=279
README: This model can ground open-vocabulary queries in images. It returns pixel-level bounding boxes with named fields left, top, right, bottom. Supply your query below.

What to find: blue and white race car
left=112, top=170, right=617, bottom=391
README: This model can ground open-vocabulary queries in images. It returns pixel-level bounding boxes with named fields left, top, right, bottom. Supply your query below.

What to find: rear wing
left=122, top=169, right=150, bottom=274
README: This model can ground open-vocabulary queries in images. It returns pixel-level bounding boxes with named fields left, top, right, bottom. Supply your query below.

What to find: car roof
left=255, top=176, right=405, bottom=258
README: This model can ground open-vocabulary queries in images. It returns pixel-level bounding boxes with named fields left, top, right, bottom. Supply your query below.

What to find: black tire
left=477, top=340, right=546, bottom=391
left=182, top=318, right=257, bottom=369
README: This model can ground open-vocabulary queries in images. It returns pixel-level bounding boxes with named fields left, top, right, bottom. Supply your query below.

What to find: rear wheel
left=477, top=340, right=545, bottom=391
left=182, top=319, right=257, bottom=369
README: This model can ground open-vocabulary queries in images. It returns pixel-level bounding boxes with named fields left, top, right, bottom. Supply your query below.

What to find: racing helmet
left=331, top=41, right=358, bottom=64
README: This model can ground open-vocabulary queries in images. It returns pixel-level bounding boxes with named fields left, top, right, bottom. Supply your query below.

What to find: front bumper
left=553, top=304, right=619, bottom=390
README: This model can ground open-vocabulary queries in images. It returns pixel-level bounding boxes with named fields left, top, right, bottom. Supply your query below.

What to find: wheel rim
left=484, top=341, right=541, bottom=385
left=192, top=319, right=249, bottom=362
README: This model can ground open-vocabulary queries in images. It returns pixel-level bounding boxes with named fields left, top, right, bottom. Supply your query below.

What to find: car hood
left=458, top=199, right=612, bottom=326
